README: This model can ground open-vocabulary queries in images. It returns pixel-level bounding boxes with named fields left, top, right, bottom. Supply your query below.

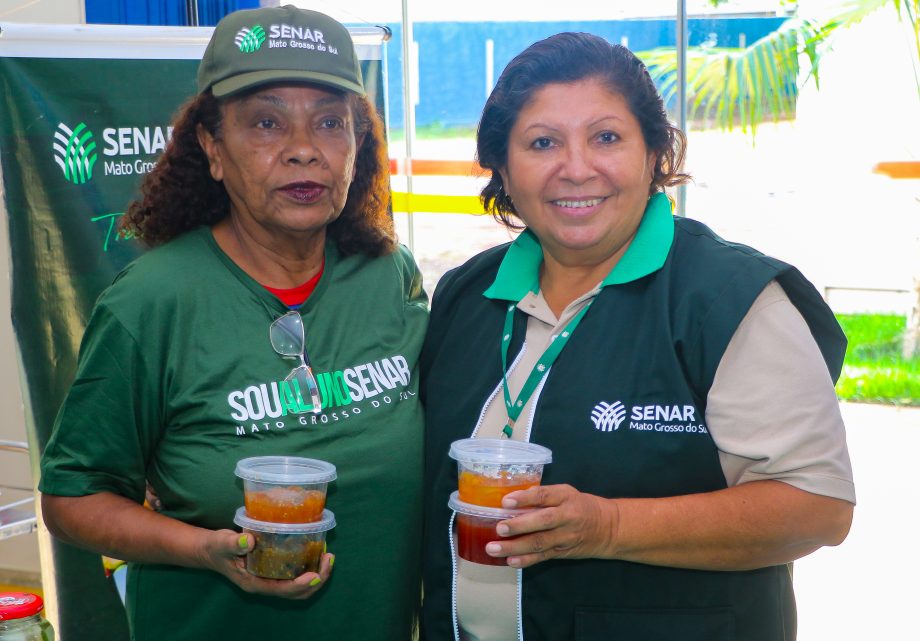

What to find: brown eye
left=320, top=117, right=344, bottom=130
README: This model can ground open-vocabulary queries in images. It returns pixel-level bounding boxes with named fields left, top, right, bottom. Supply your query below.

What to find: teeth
left=554, top=198, right=603, bottom=208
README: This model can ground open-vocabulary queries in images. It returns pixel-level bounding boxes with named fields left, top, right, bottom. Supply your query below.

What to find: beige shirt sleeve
left=706, top=281, right=856, bottom=503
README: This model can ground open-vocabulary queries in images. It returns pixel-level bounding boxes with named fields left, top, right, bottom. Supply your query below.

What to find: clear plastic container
left=235, top=456, right=336, bottom=523
left=0, top=593, right=54, bottom=641
left=448, top=438, right=552, bottom=507
left=233, top=507, right=335, bottom=579
left=448, top=491, right=531, bottom=566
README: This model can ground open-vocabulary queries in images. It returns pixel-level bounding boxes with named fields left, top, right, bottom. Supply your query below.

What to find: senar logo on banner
left=53, top=122, right=98, bottom=185
left=52, top=120, right=174, bottom=183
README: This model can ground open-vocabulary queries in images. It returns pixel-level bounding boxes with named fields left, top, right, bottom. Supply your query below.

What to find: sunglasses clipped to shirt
left=270, top=311, right=323, bottom=414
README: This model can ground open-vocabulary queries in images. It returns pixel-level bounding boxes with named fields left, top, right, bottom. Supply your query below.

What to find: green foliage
left=835, top=313, right=920, bottom=405
left=637, top=0, right=918, bottom=137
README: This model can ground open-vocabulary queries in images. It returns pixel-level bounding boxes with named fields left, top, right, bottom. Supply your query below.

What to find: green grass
left=836, top=313, right=920, bottom=406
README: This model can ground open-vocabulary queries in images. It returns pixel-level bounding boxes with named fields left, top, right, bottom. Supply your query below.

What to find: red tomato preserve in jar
left=448, top=491, right=532, bottom=567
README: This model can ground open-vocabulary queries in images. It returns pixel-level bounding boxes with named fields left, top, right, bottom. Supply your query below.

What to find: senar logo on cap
left=235, top=25, right=266, bottom=53
left=197, top=5, right=365, bottom=98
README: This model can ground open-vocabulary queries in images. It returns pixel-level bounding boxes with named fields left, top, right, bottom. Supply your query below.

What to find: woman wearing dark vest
left=421, top=33, right=854, bottom=641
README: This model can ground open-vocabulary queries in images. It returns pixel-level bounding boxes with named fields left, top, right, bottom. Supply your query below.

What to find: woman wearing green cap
left=39, top=6, right=425, bottom=641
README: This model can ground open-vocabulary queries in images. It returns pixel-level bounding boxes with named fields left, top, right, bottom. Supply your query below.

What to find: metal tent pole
left=676, top=0, right=687, bottom=217
left=399, top=0, right=415, bottom=251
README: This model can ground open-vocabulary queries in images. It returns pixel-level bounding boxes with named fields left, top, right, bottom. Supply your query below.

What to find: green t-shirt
left=40, top=227, right=428, bottom=641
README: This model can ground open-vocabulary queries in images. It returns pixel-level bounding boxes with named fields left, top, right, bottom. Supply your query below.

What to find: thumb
left=233, top=532, right=254, bottom=556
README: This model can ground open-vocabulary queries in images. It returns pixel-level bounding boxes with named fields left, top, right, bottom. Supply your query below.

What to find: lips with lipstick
left=279, top=181, right=326, bottom=203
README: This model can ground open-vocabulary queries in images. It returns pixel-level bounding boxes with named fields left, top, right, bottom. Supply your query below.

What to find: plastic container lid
left=448, top=438, right=552, bottom=465
left=447, top=491, right=532, bottom=519
left=233, top=507, right=336, bottom=534
left=0, top=593, right=43, bottom=620
left=235, top=456, right=337, bottom=484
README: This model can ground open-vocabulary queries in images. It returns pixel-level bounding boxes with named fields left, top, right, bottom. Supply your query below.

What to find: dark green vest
left=421, top=218, right=845, bottom=641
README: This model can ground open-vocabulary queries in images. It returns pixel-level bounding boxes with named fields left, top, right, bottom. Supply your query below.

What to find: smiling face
left=499, top=77, right=657, bottom=270
left=198, top=83, right=358, bottom=245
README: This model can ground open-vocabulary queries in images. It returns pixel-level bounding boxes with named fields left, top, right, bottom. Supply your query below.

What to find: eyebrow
left=244, top=93, right=348, bottom=110
left=521, top=115, right=625, bottom=134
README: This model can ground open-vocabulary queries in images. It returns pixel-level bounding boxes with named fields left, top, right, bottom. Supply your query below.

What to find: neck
left=211, top=216, right=326, bottom=288
left=539, top=244, right=629, bottom=316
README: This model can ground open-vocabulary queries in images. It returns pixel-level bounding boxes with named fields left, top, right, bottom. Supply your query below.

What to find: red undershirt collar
left=262, top=258, right=325, bottom=308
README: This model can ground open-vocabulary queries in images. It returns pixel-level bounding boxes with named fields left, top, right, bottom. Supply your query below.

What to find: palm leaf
left=636, top=0, right=906, bottom=137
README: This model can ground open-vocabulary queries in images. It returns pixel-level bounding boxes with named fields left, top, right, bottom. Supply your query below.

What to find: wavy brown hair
left=121, top=87, right=394, bottom=256
left=477, top=32, right=691, bottom=230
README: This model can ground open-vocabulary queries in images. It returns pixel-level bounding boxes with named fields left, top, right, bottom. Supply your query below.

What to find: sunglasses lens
left=287, top=366, right=323, bottom=414
left=270, top=313, right=304, bottom=356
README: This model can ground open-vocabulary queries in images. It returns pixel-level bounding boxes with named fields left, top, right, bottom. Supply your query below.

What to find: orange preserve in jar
left=235, top=456, right=337, bottom=524
left=245, top=486, right=326, bottom=523
left=449, top=438, right=552, bottom=508
left=458, top=470, right=542, bottom=508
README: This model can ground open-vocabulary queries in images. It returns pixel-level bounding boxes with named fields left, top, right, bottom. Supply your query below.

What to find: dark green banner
left=0, top=25, right=385, bottom=641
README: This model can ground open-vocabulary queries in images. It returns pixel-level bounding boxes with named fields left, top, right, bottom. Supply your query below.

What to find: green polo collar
left=483, top=192, right=675, bottom=301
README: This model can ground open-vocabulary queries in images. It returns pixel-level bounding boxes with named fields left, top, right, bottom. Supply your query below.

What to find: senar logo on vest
left=627, top=403, right=710, bottom=435
left=590, top=401, right=627, bottom=431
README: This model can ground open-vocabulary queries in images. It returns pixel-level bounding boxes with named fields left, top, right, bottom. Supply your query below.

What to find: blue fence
left=368, top=17, right=786, bottom=130
left=84, top=6, right=786, bottom=130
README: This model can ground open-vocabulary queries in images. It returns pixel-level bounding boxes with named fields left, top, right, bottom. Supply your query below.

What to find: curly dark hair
left=121, top=87, right=394, bottom=257
left=477, top=32, right=691, bottom=230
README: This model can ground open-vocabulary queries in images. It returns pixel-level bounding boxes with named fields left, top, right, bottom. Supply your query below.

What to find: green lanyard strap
left=499, top=299, right=594, bottom=438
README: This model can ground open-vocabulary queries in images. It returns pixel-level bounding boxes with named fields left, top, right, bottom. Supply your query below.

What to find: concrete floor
left=794, top=402, right=920, bottom=640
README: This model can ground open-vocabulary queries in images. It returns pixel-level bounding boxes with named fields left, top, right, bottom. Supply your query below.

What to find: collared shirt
left=455, top=193, right=853, bottom=641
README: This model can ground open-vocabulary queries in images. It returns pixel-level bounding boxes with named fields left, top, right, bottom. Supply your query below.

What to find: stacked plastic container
left=447, top=439, right=552, bottom=566
left=233, top=456, right=337, bottom=579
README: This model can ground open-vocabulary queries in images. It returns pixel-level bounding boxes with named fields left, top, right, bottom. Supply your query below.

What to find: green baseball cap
left=197, top=5, right=365, bottom=98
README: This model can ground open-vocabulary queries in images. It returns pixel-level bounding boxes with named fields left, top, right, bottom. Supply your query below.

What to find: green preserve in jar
left=0, top=593, right=54, bottom=641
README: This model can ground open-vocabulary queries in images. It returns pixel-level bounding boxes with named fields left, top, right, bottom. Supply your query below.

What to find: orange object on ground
left=873, top=161, right=920, bottom=179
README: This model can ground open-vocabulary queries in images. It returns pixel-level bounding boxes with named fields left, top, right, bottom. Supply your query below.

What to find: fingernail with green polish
left=238, top=534, right=249, bottom=549
left=329, top=555, right=335, bottom=569
left=309, top=577, right=322, bottom=587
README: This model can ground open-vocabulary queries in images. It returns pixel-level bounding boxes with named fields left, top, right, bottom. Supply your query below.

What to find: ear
left=497, top=167, right=511, bottom=199
left=196, top=123, right=224, bottom=182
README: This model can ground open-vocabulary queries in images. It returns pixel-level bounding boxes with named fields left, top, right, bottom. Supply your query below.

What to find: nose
left=559, top=141, right=595, bottom=184
left=284, top=126, right=322, bottom=166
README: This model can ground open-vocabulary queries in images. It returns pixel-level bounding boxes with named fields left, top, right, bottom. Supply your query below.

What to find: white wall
left=0, top=0, right=85, bottom=584
left=0, top=0, right=83, bottom=23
